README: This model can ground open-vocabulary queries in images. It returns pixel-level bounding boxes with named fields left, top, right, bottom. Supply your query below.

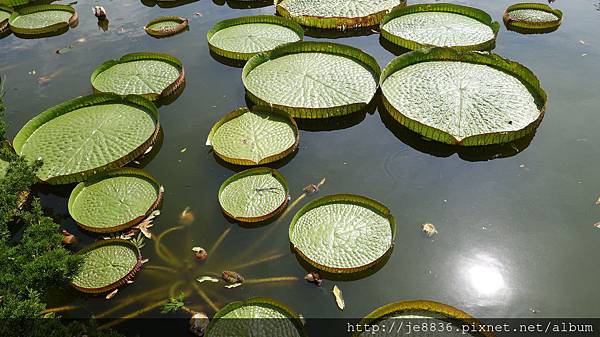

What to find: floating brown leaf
left=105, top=289, right=118, bottom=300
left=222, top=271, right=244, bottom=284
left=192, top=247, right=208, bottom=261
left=421, top=223, right=438, bottom=237
left=180, top=207, right=195, bottom=225
left=332, top=285, right=345, bottom=310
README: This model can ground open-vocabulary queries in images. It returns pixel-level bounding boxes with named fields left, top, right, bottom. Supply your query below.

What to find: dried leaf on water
left=422, top=223, right=438, bottom=237
left=303, top=178, right=326, bottom=194
left=179, top=207, right=195, bottom=225
left=222, top=270, right=244, bottom=284
left=224, top=283, right=242, bottom=289
left=594, top=221, right=600, bottom=229
left=332, top=285, right=345, bottom=310
left=105, top=289, right=119, bottom=300
left=61, top=229, right=78, bottom=245
left=304, top=272, right=322, bottom=286
left=595, top=197, right=600, bottom=205
left=192, top=247, right=208, bottom=261
left=197, top=276, right=219, bottom=283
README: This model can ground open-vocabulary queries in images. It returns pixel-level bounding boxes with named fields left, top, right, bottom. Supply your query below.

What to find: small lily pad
left=8, top=4, right=78, bottom=36
left=503, top=3, right=563, bottom=34
left=208, top=15, right=303, bottom=61
left=144, top=16, right=188, bottom=38
left=71, top=239, right=142, bottom=294
left=207, top=107, right=299, bottom=166
left=68, top=168, right=163, bottom=233
left=218, top=167, right=289, bottom=223
left=289, top=194, right=396, bottom=273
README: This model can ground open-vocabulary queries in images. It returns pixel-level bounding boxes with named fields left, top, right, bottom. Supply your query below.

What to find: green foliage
left=161, top=291, right=185, bottom=313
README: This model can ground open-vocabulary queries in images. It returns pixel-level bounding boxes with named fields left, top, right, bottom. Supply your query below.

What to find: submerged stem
left=192, top=282, right=220, bottom=312
left=144, top=265, right=177, bottom=274
left=42, top=305, right=79, bottom=314
left=154, top=225, right=186, bottom=266
left=228, top=252, right=287, bottom=270
left=207, top=227, right=231, bottom=259
left=243, top=276, right=298, bottom=284
left=95, top=286, right=169, bottom=319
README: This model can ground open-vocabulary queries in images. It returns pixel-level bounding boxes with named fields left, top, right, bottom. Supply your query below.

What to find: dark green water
left=1, top=0, right=599, bottom=323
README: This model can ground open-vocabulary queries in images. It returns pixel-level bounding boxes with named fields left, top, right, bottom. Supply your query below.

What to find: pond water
left=1, top=0, right=600, bottom=328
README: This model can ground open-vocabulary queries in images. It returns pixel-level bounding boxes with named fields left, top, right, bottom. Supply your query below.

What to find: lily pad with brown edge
left=71, top=239, right=143, bottom=294
left=68, top=168, right=163, bottom=233
left=206, top=107, right=299, bottom=166
left=380, top=47, right=547, bottom=146
left=380, top=3, right=500, bottom=52
left=91, top=52, right=185, bottom=101
left=0, top=4, right=12, bottom=35
left=207, top=15, right=303, bottom=61
left=8, top=4, right=78, bottom=37
left=503, top=3, right=563, bottom=34
left=355, top=300, right=495, bottom=337
left=289, top=194, right=396, bottom=273
left=13, top=94, right=160, bottom=185
left=205, top=297, right=306, bottom=337
left=218, top=167, right=289, bottom=223
left=275, top=0, right=406, bottom=30
left=144, top=16, right=188, bottom=38
left=242, top=41, right=381, bottom=119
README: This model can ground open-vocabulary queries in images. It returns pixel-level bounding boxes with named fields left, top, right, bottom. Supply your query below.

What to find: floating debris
left=222, top=270, right=244, bottom=284
left=303, top=177, right=326, bottom=194
left=181, top=147, right=187, bottom=153
left=197, top=276, right=219, bottom=283
left=179, top=207, right=195, bottom=225
left=421, top=223, right=438, bottom=237
left=192, top=247, right=208, bottom=261
left=594, top=221, right=600, bottom=229
left=105, top=289, right=119, bottom=300
left=189, top=312, right=209, bottom=336
left=304, top=272, right=322, bottom=286
left=93, top=6, right=107, bottom=20
left=61, top=229, right=77, bottom=245
left=332, top=285, right=345, bottom=310
left=595, top=196, right=600, bottom=205
left=224, top=283, right=242, bottom=289
left=55, top=38, right=87, bottom=55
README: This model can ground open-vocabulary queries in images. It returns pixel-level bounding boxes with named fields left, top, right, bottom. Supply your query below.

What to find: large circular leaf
left=380, top=4, right=499, bottom=51
left=0, top=5, right=12, bottom=34
left=218, top=167, right=289, bottom=223
left=289, top=194, right=396, bottom=273
left=68, top=168, right=163, bottom=233
left=355, top=300, right=494, bottom=337
left=206, top=298, right=305, bottom=337
left=13, top=94, right=160, bottom=185
left=71, top=239, right=142, bottom=294
left=208, top=15, right=303, bottom=61
left=276, top=0, right=406, bottom=29
left=243, top=41, right=380, bottom=119
left=91, top=52, right=185, bottom=101
left=8, top=4, right=78, bottom=36
left=380, top=48, right=547, bottom=146
left=207, top=107, right=299, bottom=166
left=144, top=16, right=188, bottom=38
left=503, top=3, right=562, bottom=34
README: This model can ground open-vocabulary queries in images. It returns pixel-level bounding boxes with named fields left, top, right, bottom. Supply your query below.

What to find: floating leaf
left=105, top=288, right=119, bottom=300
left=594, top=221, right=600, bottom=229
left=421, top=223, right=437, bottom=237
left=8, top=4, right=78, bottom=36
left=207, top=107, right=299, bottom=166
left=13, top=94, right=160, bottom=184
left=303, top=177, right=326, bottom=194
left=197, top=276, right=219, bottom=283
left=222, top=271, right=245, bottom=284
left=503, top=3, right=563, bottom=34
left=332, top=285, right=345, bottom=310
left=224, top=283, right=242, bottom=289
left=381, top=4, right=499, bottom=51
left=289, top=194, right=395, bottom=273
left=179, top=206, right=195, bottom=225
left=380, top=47, right=547, bottom=146
left=207, top=15, right=303, bottom=61
left=218, top=168, right=289, bottom=222
left=243, top=41, right=380, bottom=119
left=192, top=247, right=208, bottom=261
left=144, top=16, right=188, bottom=38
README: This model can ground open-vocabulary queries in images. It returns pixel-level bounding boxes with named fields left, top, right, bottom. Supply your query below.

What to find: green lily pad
left=71, top=239, right=142, bottom=293
left=13, top=94, right=160, bottom=185
left=381, top=4, right=499, bottom=51
left=218, top=168, right=289, bottom=222
left=289, top=194, right=396, bottom=273
left=207, top=107, right=299, bottom=166
left=68, top=168, right=163, bottom=233
left=276, top=0, right=406, bottom=29
left=503, top=3, right=562, bottom=34
left=0, top=5, right=11, bottom=34
left=206, top=298, right=305, bottom=337
left=208, top=15, right=303, bottom=61
left=243, top=41, right=380, bottom=119
left=380, top=48, right=547, bottom=146
left=144, top=16, right=188, bottom=38
left=8, top=4, right=78, bottom=36
left=91, top=52, right=185, bottom=101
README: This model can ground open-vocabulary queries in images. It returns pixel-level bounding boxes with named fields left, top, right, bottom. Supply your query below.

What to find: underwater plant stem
left=228, top=252, right=287, bottom=270
left=144, top=265, right=177, bottom=273
left=243, top=276, right=298, bottom=284
left=207, top=227, right=231, bottom=258
left=95, top=286, right=169, bottom=318
left=41, top=305, right=79, bottom=314
left=99, top=300, right=168, bottom=330
left=169, top=281, right=184, bottom=299
left=280, top=193, right=306, bottom=220
left=154, top=225, right=186, bottom=267
left=192, top=282, right=220, bottom=312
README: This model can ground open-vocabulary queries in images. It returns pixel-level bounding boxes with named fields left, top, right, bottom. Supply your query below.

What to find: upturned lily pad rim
left=207, top=297, right=306, bottom=336
left=0, top=4, right=12, bottom=34
left=12, top=93, right=160, bottom=185
left=90, top=52, right=185, bottom=101
left=503, top=3, right=563, bottom=34
left=8, top=4, right=78, bottom=36
left=275, top=0, right=407, bottom=29
left=218, top=167, right=290, bottom=223
left=289, top=193, right=396, bottom=273
left=380, top=3, right=500, bottom=51
left=356, top=300, right=495, bottom=337
left=68, top=167, right=163, bottom=233
left=207, top=106, right=299, bottom=166
left=144, top=16, right=188, bottom=38
left=380, top=47, right=547, bottom=146
left=207, top=15, right=304, bottom=61
left=71, top=238, right=142, bottom=294
left=242, top=41, right=381, bottom=119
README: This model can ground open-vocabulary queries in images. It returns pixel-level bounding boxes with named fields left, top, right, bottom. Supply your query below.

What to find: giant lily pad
left=144, top=16, right=188, bottom=38
left=276, top=0, right=406, bottom=29
left=355, top=300, right=493, bottom=337
left=218, top=167, right=289, bottom=223
left=503, top=3, right=562, bottom=34
left=13, top=94, right=160, bottom=185
left=8, top=4, right=78, bottom=36
left=207, top=107, right=299, bottom=166
left=91, top=52, right=185, bottom=101
left=208, top=15, right=304, bottom=61
left=381, top=4, right=499, bottom=51
left=380, top=48, right=547, bottom=146
left=71, top=239, right=142, bottom=294
left=68, top=168, right=163, bottom=233
left=243, top=41, right=380, bottom=119
left=289, top=194, right=395, bottom=273
left=0, top=5, right=12, bottom=34
left=206, top=298, right=305, bottom=337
